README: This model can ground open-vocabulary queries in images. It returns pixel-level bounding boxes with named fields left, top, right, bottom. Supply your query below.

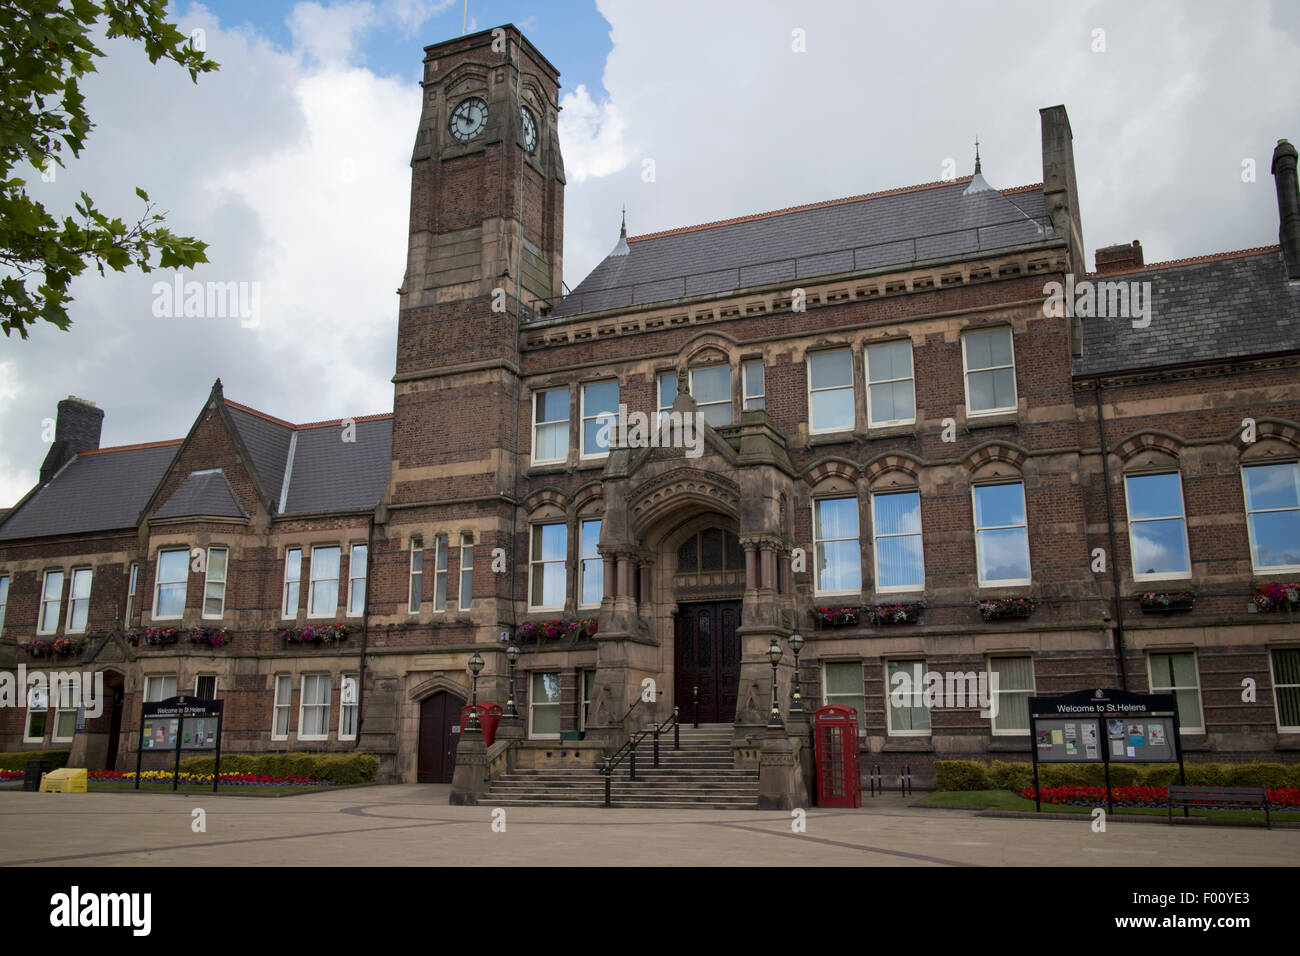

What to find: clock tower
left=379, top=26, right=564, bottom=622
left=389, top=24, right=563, bottom=482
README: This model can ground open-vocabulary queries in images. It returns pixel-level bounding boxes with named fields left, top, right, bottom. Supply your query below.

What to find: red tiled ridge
left=1084, top=244, right=1281, bottom=279
left=225, top=398, right=392, bottom=431
left=79, top=439, right=183, bottom=457
left=627, top=178, right=1043, bottom=243
left=1001, top=182, right=1044, bottom=195
left=296, top=411, right=393, bottom=430
left=224, top=399, right=296, bottom=429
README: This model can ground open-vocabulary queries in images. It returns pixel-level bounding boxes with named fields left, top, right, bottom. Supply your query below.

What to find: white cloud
left=289, top=1, right=378, bottom=66
left=558, top=84, right=630, bottom=183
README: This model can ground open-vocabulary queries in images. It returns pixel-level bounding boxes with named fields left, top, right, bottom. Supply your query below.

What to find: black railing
left=600, top=706, right=681, bottom=808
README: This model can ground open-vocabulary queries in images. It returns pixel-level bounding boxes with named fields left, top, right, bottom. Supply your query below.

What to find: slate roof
left=553, top=178, right=1051, bottom=316
left=0, top=442, right=178, bottom=541
left=154, top=470, right=248, bottom=520
left=227, top=404, right=293, bottom=505
left=0, top=402, right=394, bottom=542
left=1073, top=249, right=1300, bottom=376
left=279, top=417, right=393, bottom=514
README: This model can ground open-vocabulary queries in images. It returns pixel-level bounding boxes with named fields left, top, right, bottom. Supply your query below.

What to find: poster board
left=135, top=696, right=224, bottom=791
left=1027, top=688, right=1185, bottom=813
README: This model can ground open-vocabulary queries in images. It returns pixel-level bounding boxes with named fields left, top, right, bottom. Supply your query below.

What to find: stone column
left=449, top=726, right=489, bottom=805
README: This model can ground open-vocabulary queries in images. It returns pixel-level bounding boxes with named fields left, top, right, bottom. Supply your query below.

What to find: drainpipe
left=355, top=512, right=375, bottom=746
left=1093, top=378, right=1128, bottom=689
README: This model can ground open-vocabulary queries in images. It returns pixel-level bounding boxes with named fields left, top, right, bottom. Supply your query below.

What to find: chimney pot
left=1095, top=240, right=1144, bottom=275
left=1272, top=138, right=1300, bottom=280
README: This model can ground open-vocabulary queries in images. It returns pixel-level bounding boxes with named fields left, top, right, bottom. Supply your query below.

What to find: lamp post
left=466, top=650, right=484, bottom=732
left=767, top=637, right=783, bottom=729
left=504, top=640, right=520, bottom=719
left=789, top=631, right=805, bottom=716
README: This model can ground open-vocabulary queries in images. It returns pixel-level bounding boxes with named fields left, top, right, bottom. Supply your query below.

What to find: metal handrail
left=529, top=214, right=1051, bottom=318
left=600, top=706, right=681, bottom=808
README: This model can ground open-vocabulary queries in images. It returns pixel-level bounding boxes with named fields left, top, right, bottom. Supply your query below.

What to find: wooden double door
left=675, top=601, right=741, bottom=723
left=417, top=691, right=465, bottom=784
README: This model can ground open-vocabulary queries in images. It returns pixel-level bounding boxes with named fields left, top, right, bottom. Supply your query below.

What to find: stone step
left=489, top=781, right=758, bottom=793
left=487, top=799, right=757, bottom=809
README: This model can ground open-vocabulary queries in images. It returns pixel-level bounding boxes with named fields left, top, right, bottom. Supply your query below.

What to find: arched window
left=677, top=529, right=745, bottom=572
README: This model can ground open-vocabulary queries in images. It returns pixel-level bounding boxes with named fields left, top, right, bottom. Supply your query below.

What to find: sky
left=2, top=0, right=1298, bottom=508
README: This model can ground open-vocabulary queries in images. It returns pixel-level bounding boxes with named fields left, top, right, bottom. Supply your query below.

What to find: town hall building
left=2, top=25, right=1299, bottom=804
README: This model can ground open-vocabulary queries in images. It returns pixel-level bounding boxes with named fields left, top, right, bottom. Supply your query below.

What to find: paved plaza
left=1, top=786, right=1296, bottom=866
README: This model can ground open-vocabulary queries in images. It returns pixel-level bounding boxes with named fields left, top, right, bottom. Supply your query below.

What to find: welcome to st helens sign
left=1027, top=687, right=1185, bottom=813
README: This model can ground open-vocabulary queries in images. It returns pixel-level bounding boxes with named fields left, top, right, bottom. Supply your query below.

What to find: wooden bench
left=1166, top=785, right=1271, bottom=828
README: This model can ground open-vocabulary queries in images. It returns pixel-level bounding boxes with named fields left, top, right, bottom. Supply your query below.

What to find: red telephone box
left=459, top=703, right=504, bottom=746
left=814, top=705, right=861, bottom=807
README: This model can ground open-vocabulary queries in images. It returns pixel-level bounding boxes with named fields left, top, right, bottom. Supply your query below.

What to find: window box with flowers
left=23, top=638, right=84, bottom=658
left=125, top=626, right=181, bottom=647
left=280, top=623, right=350, bottom=646
left=515, top=619, right=590, bottom=646
left=865, top=602, right=924, bottom=625
left=978, top=597, right=1036, bottom=621
left=189, top=626, right=231, bottom=647
left=1137, top=591, right=1196, bottom=613
left=813, top=607, right=860, bottom=628
left=1254, top=582, right=1300, bottom=613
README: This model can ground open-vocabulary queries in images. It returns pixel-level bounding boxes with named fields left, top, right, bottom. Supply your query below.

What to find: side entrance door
left=675, top=601, right=741, bottom=723
left=417, top=691, right=465, bottom=784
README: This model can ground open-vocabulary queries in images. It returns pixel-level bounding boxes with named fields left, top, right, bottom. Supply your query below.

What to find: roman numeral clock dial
left=449, top=96, right=488, bottom=142
left=521, top=105, right=538, bottom=153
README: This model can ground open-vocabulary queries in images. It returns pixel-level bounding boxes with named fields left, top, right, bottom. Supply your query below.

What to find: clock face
left=449, top=97, right=488, bottom=142
left=520, top=106, right=538, bottom=153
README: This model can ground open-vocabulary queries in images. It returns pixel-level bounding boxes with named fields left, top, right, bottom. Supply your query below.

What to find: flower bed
left=814, top=607, right=860, bottom=628
left=0, top=769, right=24, bottom=781
left=978, top=598, right=1035, bottom=621
left=1254, top=582, right=1300, bottom=613
left=1021, top=784, right=1300, bottom=810
left=865, top=602, right=923, bottom=625
left=190, top=626, right=231, bottom=647
left=1138, top=591, right=1195, bottom=612
left=89, top=769, right=333, bottom=787
left=126, top=626, right=181, bottom=646
left=22, top=638, right=84, bottom=658
left=280, top=623, right=350, bottom=645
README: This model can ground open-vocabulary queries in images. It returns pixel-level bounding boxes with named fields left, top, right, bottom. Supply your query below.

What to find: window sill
left=882, top=738, right=933, bottom=752
left=807, top=431, right=856, bottom=447
left=527, top=464, right=570, bottom=477
left=865, top=423, right=917, bottom=440
left=965, top=412, right=1019, bottom=430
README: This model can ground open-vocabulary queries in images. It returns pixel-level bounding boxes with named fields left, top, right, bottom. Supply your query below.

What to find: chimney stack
left=39, top=396, right=104, bottom=483
left=1095, top=240, right=1144, bottom=275
left=1272, top=139, right=1300, bottom=280
left=1040, top=105, right=1086, bottom=357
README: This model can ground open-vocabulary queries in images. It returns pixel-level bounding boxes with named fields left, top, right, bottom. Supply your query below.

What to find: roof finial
left=974, top=135, right=981, bottom=175
left=609, top=205, right=630, bottom=257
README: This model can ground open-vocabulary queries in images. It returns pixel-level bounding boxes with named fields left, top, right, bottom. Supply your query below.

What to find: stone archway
left=647, top=512, right=745, bottom=722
